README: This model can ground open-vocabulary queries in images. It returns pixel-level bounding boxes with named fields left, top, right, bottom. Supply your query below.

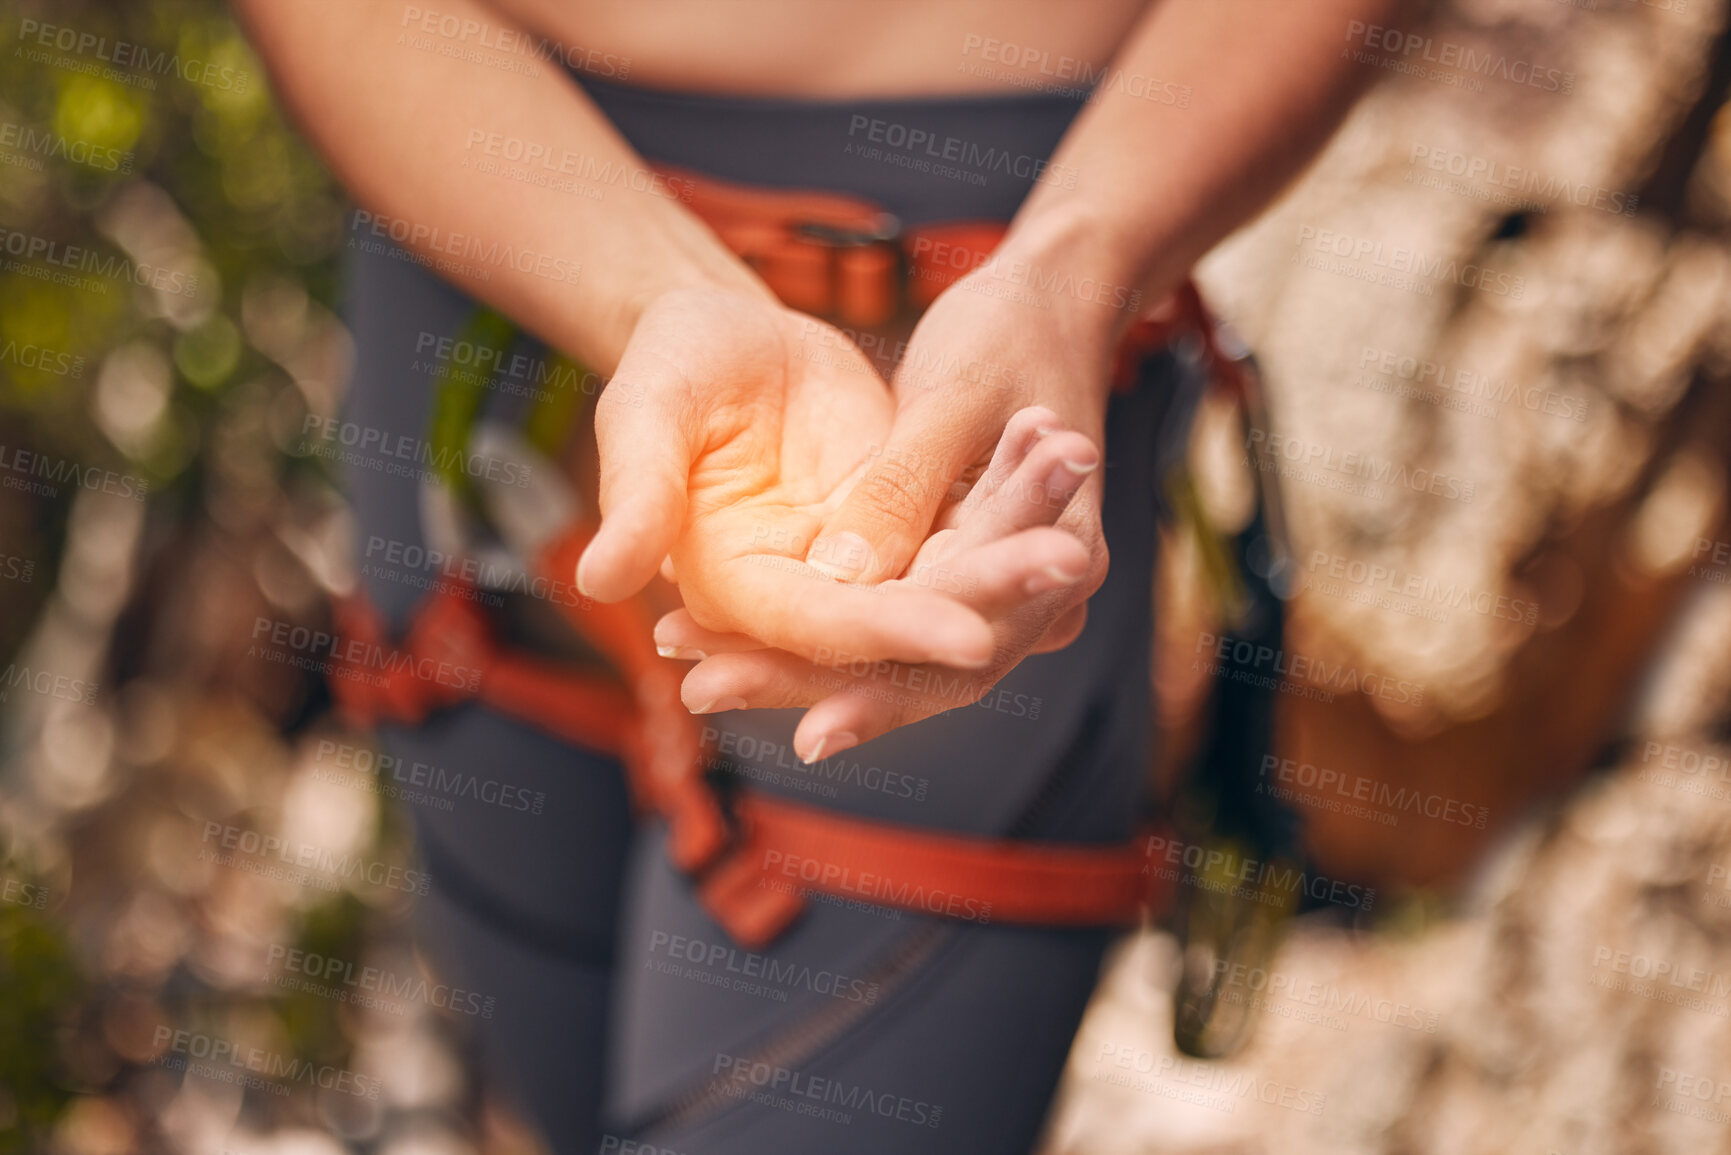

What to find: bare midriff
left=484, top=0, right=1155, bottom=97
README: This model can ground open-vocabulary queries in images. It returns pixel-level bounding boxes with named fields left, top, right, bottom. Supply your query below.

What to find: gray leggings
left=341, top=76, right=1184, bottom=1154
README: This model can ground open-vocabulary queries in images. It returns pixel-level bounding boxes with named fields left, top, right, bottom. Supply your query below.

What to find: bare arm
left=230, top=0, right=769, bottom=375
left=1002, top=0, right=1402, bottom=354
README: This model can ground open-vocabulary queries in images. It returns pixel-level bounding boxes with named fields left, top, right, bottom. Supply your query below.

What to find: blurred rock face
left=1050, top=0, right=1731, bottom=1150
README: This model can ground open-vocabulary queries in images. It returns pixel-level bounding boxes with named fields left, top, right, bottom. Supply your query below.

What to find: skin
left=234, top=0, right=1398, bottom=759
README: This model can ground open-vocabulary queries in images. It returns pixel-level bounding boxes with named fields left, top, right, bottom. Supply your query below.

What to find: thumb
left=576, top=365, right=694, bottom=603
left=806, top=402, right=979, bottom=583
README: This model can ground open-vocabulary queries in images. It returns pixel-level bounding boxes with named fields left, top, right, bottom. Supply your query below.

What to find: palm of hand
left=666, top=307, right=895, bottom=636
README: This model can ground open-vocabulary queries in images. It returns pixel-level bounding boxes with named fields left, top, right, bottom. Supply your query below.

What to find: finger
left=681, top=649, right=830, bottom=715
left=706, top=552, right=997, bottom=668
left=951, top=426, right=1099, bottom=550
left=961, top=405, right=1063, bottom=505
left=901, top=526, right=1090, bottom=620
left=1030, top=602, right=1088, bottom=654
left=576, top=352, right=695, bottom=603
left=686, top=651, right=948, bottom=762
left=653, top=608, right=768, bottom=661
left=803, top=395, right=993, bottom=584
left=791, top=678, right=942, bottom=762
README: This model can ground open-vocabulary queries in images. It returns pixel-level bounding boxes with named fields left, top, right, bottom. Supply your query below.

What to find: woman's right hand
left=578, top=286, right=1030, bottom=672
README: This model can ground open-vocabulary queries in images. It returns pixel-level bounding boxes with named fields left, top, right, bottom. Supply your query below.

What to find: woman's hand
left=804, top=254, right=1132, bottom=664
left=576, top=286, right=1086, bottom=672
left=655, top=404, right=1101, bottom=760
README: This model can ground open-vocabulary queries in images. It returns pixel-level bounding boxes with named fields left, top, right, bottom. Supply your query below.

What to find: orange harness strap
left=700, top=795, right=1174, bottom=949
left=326, top=586, right=636, bottom=756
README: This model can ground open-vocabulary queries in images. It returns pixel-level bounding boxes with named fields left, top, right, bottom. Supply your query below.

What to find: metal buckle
left=790, top=214, right=904, bottom=324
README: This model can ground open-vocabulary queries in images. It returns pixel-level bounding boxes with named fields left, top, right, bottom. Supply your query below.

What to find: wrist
left=989, top=204, right=1152, bottom=359
left=594, top=210, right=772, bottom=374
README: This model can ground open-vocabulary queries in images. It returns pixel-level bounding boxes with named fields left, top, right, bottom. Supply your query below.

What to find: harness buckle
left=789, top=213, right=904, bottom=328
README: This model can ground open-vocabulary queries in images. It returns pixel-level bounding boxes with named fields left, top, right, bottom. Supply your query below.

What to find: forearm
left=999, top=0, right=1400, bottom=350
left=231, top=0, right=768, bottom=374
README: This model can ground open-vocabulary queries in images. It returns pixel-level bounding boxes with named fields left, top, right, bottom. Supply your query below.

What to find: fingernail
left=806, top=532, right=875, bottom=582
left=1061, top=455, right=1099, bottom=475
left=657, top=645, right=707, bottom=661
left=692, top=696, right=748, bottom=715
left=803, top=731, right=859, bottom=763
left=1026, top=564, right=1086, bottom=596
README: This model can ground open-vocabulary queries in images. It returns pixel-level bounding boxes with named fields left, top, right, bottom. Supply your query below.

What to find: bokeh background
left=1, top=0, right=1730, bottom=1152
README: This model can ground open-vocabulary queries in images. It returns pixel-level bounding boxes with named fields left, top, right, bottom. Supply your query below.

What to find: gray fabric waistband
left=575, top=74, right=1090, bottom=225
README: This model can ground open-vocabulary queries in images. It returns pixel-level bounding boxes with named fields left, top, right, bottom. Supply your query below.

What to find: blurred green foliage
left=0, top=0, right=343, bottom=641
left=0, top=2, right=368, bottom=1147
left=0, top=898, right=82, bottom=1154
